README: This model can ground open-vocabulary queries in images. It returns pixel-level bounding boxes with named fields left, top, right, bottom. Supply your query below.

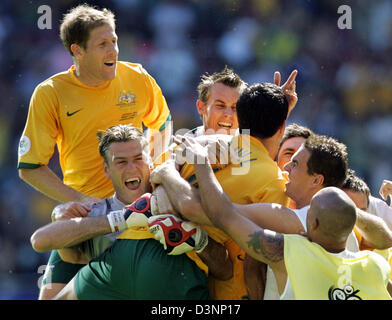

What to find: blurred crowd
left=0, top=0, right=391, bottom=299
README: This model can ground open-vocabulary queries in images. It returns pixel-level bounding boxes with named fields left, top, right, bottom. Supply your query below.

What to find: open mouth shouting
left=125, top=177, right=141, bottom=190
left=104, top=60, right=116, bottom=68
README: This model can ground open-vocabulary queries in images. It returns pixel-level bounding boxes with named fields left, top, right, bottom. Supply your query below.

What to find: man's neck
left=318, top=239, right=347, bottom=254
left=258, top=136, right=280, bottom=160
left=113, top=193, right=127, bottom=206
left=73, top=63, right=106, bottom=87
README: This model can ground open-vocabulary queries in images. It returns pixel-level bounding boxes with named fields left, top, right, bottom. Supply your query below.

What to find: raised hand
left=379, top=179, right=392, bottom=206
left=274, top=69, right=298, bottom=117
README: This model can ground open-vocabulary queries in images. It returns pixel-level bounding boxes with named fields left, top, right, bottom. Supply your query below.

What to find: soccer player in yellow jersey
left=18, top=4, right=171, bottom=203
left=17, top=4, right=171, bottom=299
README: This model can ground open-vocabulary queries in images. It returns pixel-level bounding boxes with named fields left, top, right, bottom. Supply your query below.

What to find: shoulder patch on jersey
left=18, top=136, right=31, bottom=157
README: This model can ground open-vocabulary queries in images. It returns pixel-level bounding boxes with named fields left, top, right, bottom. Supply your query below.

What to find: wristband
left=195, top=232, right=209, bottom=253
left=107, top=210, right=127, bottom=233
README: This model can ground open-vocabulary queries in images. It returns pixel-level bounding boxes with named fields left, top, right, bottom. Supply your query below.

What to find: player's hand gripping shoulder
left=150, top=156, right=179, bottom=187
left=51, top=202, right=91, bottom=221
left=149, top=214, right=208, bottom=255
left=152, top=185, right=177, bottom=215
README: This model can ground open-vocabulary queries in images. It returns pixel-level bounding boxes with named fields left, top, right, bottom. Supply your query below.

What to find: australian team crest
left=117, top=90, right=136, bottom=106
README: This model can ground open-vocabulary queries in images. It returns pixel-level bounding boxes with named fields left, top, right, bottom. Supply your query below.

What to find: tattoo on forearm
left=246, top=231, right=284, bottom=263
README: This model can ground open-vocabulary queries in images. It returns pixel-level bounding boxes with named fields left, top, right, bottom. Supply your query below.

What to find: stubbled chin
left=103, top=68, right=116, bottom=80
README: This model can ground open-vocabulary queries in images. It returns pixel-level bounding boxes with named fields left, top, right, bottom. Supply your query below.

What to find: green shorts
left=41, top=250, right=85, bottom=285
left=74, top=239, right=211, bottom=300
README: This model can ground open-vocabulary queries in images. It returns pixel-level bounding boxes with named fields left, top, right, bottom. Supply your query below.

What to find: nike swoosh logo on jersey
left=66, top=109, right=82, bottom=117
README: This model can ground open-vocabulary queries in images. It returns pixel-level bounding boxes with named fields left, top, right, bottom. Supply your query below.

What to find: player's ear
left=196, top=99, right=206, bottom=116
left=312, top=174, right=324, bottom=188
left=71, top=43, right=83, bottom=58
left=278, top=121, right=286, bottom=135
left=103, top=161, right=111, bottom=179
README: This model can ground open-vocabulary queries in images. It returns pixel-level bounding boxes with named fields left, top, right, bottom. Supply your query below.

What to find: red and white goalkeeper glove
left=107, top=193, right=158, bottom=232
left=148, top=214, right=208, bottom=255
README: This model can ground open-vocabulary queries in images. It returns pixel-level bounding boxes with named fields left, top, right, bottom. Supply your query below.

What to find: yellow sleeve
left=252, top=178, right=289, bottom=206
left=141, top=70, right=171, bottom=131
left=17, top=83, right=59, bottom=168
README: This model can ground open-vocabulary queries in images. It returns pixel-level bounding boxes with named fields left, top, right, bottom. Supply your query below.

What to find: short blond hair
left=197, top=66, right=247, bottom=103
left=60, top=4, right=115, bottom=56
left=99, top=125, right=149, bottom=164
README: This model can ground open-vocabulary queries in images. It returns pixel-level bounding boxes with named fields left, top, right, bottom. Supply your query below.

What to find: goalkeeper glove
left=148, top=214, right=208, bottom=255
left=107, top=193, right=157, bottom=232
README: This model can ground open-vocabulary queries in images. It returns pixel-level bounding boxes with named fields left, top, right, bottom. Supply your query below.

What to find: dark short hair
left=279, top=123, right=314, bottom=150
left=197, top=66, right=247, bottom=103
left=236, top=83, right=288, bottom=139
left=60, top=4, right=116, bottom=56
left=99, top=125, right=148, bottom=163
left=342, top=169, right=370, bottom=206
left=304, top=134, right=348, bottom=188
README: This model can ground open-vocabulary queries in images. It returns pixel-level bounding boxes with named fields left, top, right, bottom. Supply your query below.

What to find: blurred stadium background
left=1, top=0, right=391, bottom=299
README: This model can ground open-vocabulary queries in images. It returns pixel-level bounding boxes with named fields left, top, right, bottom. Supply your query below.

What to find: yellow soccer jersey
left=284, top=234, right=391, bottom=300
left=179, top=134, right=289, bottom=299
left=18, top=61, right=170, bottom=199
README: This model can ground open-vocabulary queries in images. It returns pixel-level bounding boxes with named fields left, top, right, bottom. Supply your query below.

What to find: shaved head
left=308, top=187, right=357, bottom=242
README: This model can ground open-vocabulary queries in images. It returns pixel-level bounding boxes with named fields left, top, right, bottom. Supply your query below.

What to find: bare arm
left=193, top=159, right=285, bottom=268
left=233, top=202, right=304, bottom=235
left=198, top=237, right=233, bottom=281
left=53, top=278, right=78, bottom=300
left=30, top=215, right=111, bottom=252
left=356, top=209, right=392, bottom=250
left=19, top=166, right=99, bottom=204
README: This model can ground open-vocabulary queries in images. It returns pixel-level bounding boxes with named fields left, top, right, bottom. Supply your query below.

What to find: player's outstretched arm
left=355, top=209, right=392, bottom=250
left=31, top=215, right=111, bottom=253
left=19, top=166, right=99, bottom=204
